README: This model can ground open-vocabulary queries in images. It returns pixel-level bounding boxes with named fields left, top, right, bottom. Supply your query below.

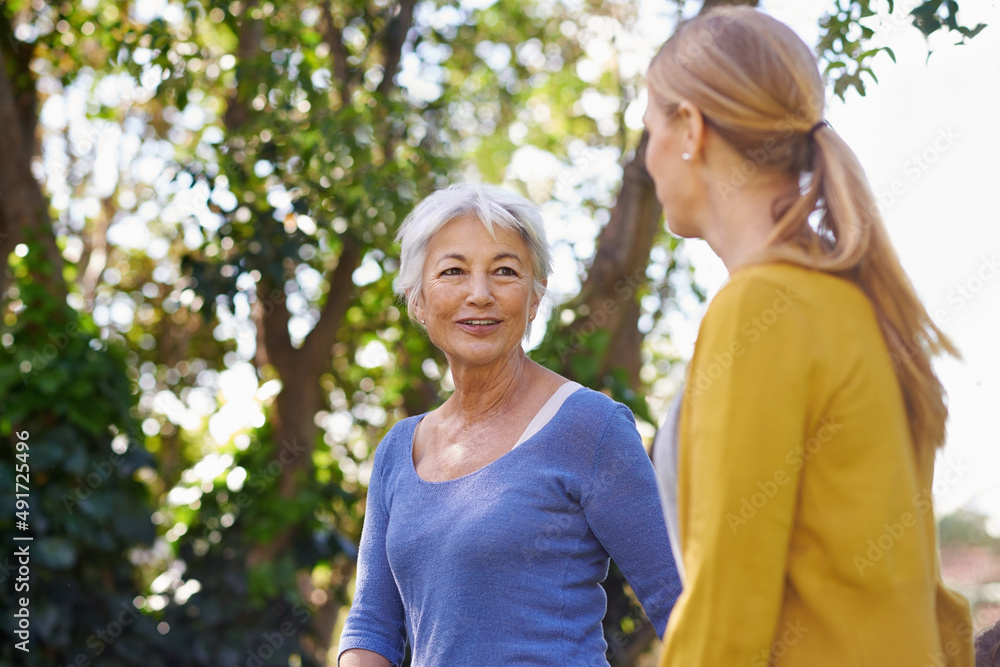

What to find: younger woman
left=643, top=7, right=973, bottom=666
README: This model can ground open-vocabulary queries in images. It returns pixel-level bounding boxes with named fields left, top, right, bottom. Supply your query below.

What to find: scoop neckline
left=407, top=386, right=584, bottom=485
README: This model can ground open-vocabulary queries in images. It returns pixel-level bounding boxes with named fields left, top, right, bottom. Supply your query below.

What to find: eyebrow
left=437, top=252, right=523, bottom=264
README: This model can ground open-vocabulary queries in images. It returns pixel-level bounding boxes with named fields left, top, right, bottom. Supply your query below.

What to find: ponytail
left=649, top=6, right=958, bottom=453
left=763, top=124, right=958, bottom=452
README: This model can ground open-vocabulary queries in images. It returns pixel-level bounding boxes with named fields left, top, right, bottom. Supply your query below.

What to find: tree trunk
left=223, top=3, right=412, bottom=661
left=564, top=132, right=662, bottom=387
left=0, top=46, right=64, bottom=304
left=562, top=3, right=758, bottom=663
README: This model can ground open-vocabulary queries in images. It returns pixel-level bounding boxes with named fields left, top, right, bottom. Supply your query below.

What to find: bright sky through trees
left=53, top=0, right=998, bottom=525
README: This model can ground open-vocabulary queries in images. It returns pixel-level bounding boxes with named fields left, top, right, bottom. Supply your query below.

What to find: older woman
left=338, top=184, right=681, bottom=666
left=643, top=7, right=973, bottom=667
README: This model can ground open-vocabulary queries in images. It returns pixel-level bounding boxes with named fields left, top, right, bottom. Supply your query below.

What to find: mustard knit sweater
left=659, top=263, right=973, bottom=667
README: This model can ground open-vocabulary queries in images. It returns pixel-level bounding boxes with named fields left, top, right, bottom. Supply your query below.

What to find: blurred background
left=1, top=0, right=997, bottom=665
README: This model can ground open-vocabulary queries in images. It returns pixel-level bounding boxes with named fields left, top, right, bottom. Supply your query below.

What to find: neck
left=444, top=349, right=532, bottom=426
left=702, top=173, right=799, bottom=274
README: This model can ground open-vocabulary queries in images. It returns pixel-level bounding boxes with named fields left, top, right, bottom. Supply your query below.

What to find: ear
left=408, top=290, right=425, bottom=324
left=675, top=100, right=707, bottom=161
left=529, top=279, right=547, bottom=318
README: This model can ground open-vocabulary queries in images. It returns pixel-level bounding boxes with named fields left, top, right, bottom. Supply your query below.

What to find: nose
left=465, top=271, right=495, bottom=307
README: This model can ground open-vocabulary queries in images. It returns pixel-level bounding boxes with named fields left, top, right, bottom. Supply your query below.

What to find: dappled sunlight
left=2, top=0, right=997, bottom=664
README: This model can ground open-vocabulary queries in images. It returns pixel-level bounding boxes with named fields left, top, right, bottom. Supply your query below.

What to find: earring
left=681, top=152, right=692, bottom=161
left=529, top=315, right=535, bottom=321
left=421, top=319, right=426, bottom=324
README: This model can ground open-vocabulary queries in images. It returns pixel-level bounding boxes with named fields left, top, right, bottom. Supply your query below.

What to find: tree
left=0, top=250, right=163, bottom=666
left=0, top=0, right=985, bottom=665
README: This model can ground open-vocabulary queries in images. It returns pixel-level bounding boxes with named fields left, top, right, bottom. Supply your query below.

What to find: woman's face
left=414, top=215, right=540, bottom=372
left=642, top=81, right=703, bottom=238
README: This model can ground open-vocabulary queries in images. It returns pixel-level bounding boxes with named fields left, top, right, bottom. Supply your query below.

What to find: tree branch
left=376, top=0, right=417, bottom=96
left=322, top=1, right=352, bottom=94
left=79, top=196, right=114, bottom=307
left=552, top=132, right=662, bottom=388
left=257, top=275, right=295, bottom=377
left=222, top=0, right=263, bottom=132
left=577, top=133, right=660, bottom=303
left=301, top=239, right=363, bottom=364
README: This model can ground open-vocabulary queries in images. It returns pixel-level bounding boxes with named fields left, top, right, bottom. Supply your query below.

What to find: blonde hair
left=648, top=6, right=958, bottom=452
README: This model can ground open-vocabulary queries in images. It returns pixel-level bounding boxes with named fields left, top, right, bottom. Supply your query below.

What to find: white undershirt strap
left=512, top=381, right=583, bottom=449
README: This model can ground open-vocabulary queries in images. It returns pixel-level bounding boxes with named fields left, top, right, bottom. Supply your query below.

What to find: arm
left=582, top=404, right=683, bottom=637
left=661, top=276, right=812, bottom=665
left=337, top=444, right=407, bottom=666
left=339, top=649, right=393, bottom=667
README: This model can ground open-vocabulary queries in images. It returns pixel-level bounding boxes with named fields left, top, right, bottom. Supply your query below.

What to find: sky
left=29, top=1, right=997, bottom=521
left=687, top=0, right=1000, bottom=523
left=523, top=0, right=1000, bottom=525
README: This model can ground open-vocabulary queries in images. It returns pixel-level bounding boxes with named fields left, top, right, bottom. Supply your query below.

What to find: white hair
left=394, top=184, right=553, bottom=338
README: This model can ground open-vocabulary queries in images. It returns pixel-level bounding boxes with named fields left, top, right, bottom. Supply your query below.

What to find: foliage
left=153, top=419, right=332, bottom=666
left=940, top=510, right=1000, bottom=550
left=0, top=0, right=988, bottom=665
left=0, top=240, right=164, bottom=666
left=819, top=0, right=987, bottom=98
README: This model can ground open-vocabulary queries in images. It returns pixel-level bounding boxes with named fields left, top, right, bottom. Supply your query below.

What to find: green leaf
left=910, top=1, right=943, bottom=18
left=959, top=23, right=988, bottom=39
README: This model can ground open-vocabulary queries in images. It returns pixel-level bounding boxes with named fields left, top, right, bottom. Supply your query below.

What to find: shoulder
left=530, top=387, right=647, bottom=501
left=372, top=414, right=422, bottom=470
left=702, top=262, right=874, bottom=339
left=717, top=262, right=870, bottom=316
left=564, top=386, right=635, bottom=426
left=711, top=262, right=809, bottom=314
left=558, top=388, right=641, bottom=454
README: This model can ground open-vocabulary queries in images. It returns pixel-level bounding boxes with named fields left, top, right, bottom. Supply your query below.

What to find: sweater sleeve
left=338, top=440, right=407, bottom=666
left=660, top=275, right=812, bottom=665
left=581, top=403, right=683, bottom=638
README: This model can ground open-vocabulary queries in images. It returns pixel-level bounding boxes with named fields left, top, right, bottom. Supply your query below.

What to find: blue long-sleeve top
left=338, top=387, right=682, bottom=666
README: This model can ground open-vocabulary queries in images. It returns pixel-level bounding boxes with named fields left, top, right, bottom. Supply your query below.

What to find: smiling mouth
left=459, top=319, right=501, bottom=326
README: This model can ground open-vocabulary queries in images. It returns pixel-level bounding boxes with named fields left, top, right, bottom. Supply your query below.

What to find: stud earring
left=681, top=152, right=692, bottom=161
left=529, top=315, right=535, bottom=321
left=421, top=319, right=426, bottom=324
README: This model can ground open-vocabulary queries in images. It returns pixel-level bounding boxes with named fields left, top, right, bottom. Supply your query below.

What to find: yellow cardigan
left=660, top=263, right=973, bottom=667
